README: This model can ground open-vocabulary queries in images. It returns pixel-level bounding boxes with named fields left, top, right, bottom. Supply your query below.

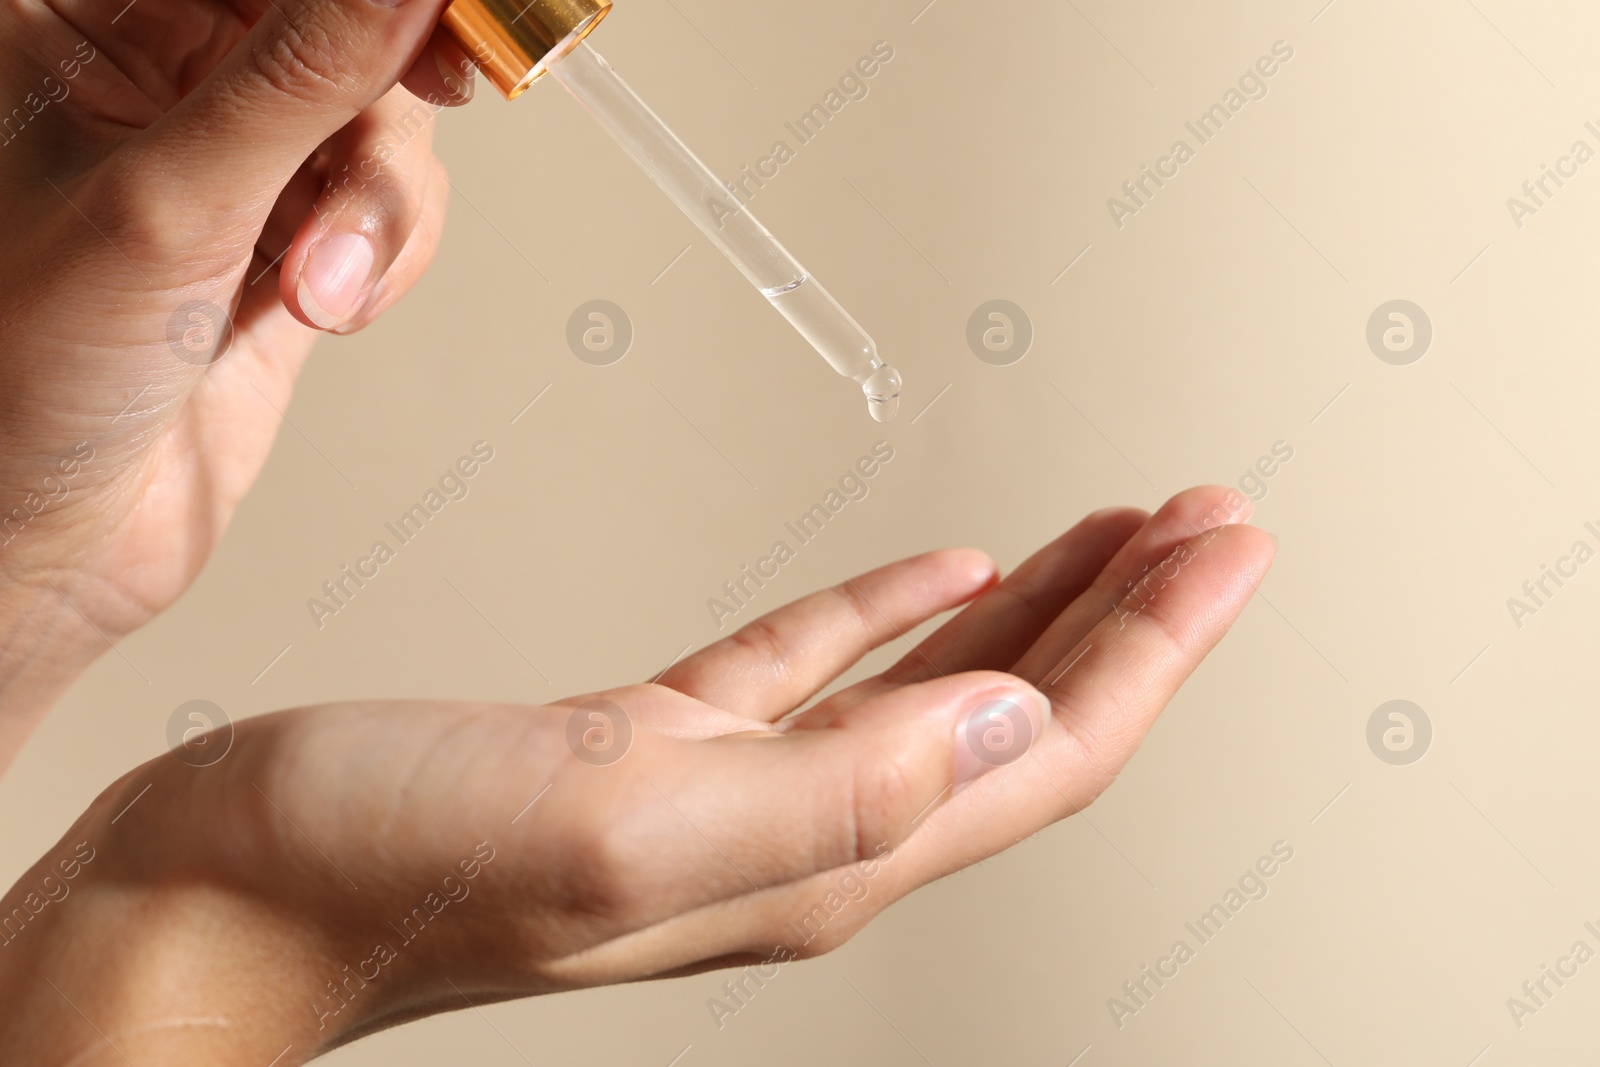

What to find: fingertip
left=1156, top=485, right=1253, bottom=533
left=1136, top=521, right=1277, bottom=631
left=280, top=90, right=449, bottom=333
left=334, top=155, right=449, bottom=333
left=1202, top=522, right=1278, bottom=588
left=286, top=231, right=378, bottom=331
left=1083, top=505, right=1150, bottom=526
left=928, top=547, right=1000, bottom=591
left=1076, top=505, right=1150, bottom=541
left=331, top=276, right=386, bottom=334
left=860, top=547, right=998, bottom=606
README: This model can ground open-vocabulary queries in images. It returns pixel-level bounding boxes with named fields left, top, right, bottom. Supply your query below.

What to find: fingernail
left=297, top=233, right=374, bottom=330
left=954, top=687, right=1050, bottom=786
left=332, top=276, right=383, bottom=335
left=436, top=49, right=474, bottom=102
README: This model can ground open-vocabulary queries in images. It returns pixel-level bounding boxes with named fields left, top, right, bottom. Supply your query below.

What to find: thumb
left=668, top=671, right=1052, bottom=902
left=131, top=0, right=446, bottom=241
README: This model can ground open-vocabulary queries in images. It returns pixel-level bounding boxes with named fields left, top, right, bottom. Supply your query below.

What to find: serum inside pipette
left=541, top=40, right=900, bottom=421
left=761, top=275, right=902, bottom=422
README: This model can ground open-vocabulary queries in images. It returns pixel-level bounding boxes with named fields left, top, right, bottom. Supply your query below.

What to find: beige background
left=6, top=0, right=1600, bottom=1062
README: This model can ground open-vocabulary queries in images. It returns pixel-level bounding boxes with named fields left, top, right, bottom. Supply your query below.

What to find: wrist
left=0, top=813, right=361, bottom=1065
left=0, top=745, right=472, bottom=1065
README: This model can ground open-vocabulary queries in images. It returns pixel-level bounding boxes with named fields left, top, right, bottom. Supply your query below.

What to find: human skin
left=0, top=487, right=1274, bottom=1064
left=0, top=0, right=468, bottom=766
left=0, top=0, right=1277, bottom=1056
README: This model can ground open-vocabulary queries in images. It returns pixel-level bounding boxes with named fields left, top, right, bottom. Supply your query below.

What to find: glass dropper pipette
left=435, top=0, right=901, bottom=421
left=546, top=42, right=901, bottom=422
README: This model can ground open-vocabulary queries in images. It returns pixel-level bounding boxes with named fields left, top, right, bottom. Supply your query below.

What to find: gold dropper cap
left=439, top=0, right=612, bottom=99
